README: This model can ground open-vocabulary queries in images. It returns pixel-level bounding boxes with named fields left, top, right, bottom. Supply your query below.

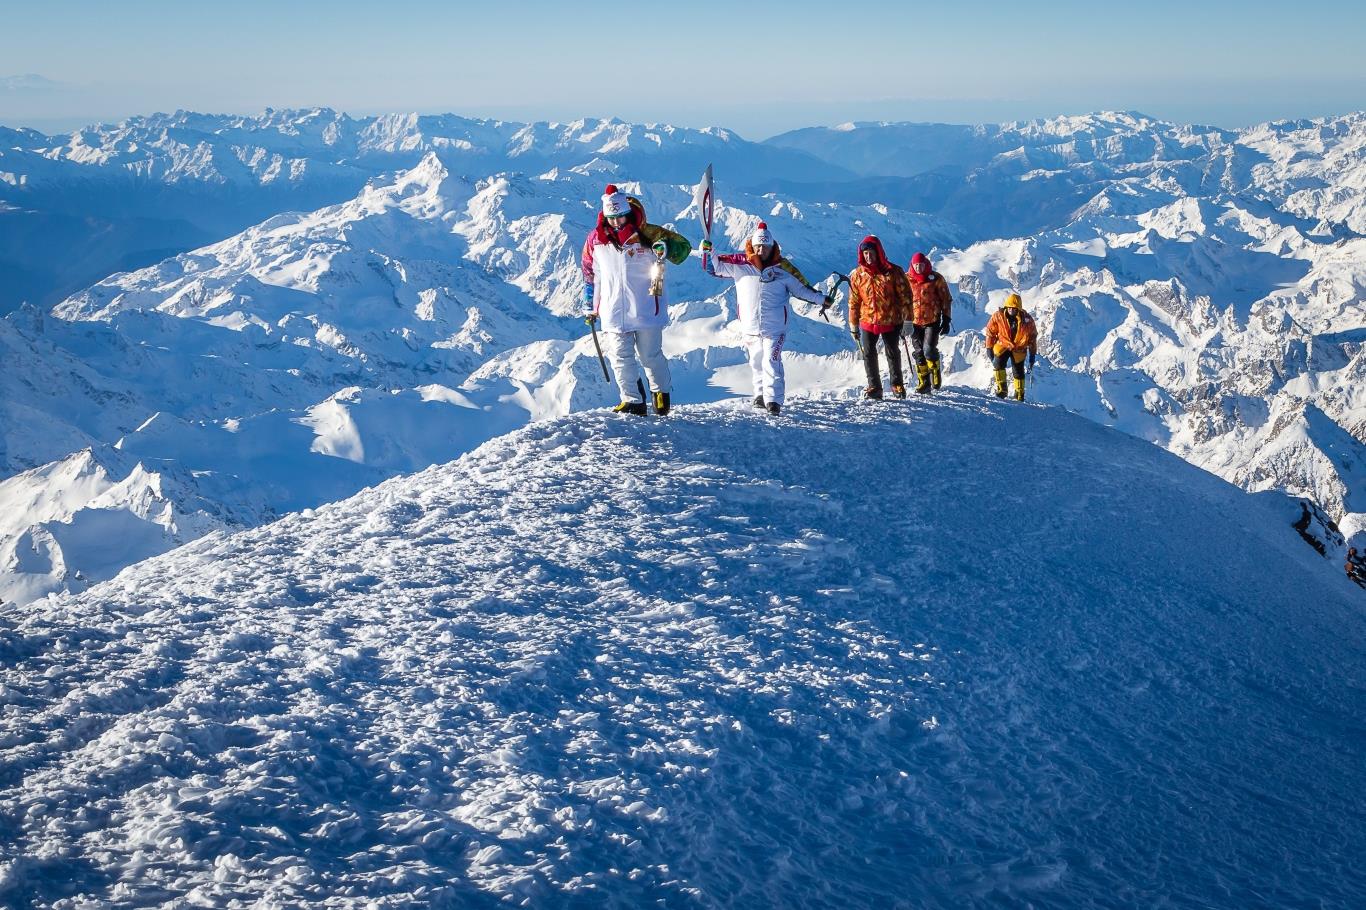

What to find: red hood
left=857, top=235, right=891, bottom=274
left=909, top=252, right=933, bottom=283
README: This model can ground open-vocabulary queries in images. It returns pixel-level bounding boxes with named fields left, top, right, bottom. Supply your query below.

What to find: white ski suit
left=705, top=249, right=825, bottom=406
left=583, top=209, right=690, bottom=405
left=588, top=239, right=671, bottom=404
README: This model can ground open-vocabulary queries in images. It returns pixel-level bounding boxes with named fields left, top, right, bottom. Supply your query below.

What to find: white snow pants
left=603, top=327, right=671, bottom=403
left=746, top=332, right=786, bottom=405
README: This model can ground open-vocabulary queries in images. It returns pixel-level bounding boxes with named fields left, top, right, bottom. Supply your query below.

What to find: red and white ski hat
left=750, top=221, right=775, bottom=248
left=601, top=184, right=631, bottom=218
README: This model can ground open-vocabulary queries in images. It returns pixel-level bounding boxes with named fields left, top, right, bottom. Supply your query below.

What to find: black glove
left=823, top=292, right=835, bottom=308
left=850, top=328, right=860, bottom=342
left=939, top=315, right=952, bottom=335
left=1029, top=352, right=1037, bottom=369
left=584, top=312, right=598, bottom=327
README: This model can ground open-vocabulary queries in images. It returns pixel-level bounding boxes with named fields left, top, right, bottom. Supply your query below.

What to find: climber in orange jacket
left=848, top=235, right=913, bottom=399
left=906, top=252, right=954, bottom=394
left=984, top=292, right=1039, bottom=401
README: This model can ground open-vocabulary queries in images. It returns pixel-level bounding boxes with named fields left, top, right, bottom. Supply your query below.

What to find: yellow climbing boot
left=915, top=361, right=932, bottom=394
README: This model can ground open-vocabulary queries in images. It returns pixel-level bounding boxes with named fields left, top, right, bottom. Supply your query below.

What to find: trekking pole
left=589, top=319, right=610, bottom=383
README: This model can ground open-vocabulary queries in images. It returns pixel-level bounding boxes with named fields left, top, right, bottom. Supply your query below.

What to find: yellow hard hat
left=1004, top=293, right=1022, bottom=308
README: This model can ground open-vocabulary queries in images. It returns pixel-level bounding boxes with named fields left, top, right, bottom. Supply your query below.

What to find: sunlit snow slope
left=2, top=396, right=1361, bottom=908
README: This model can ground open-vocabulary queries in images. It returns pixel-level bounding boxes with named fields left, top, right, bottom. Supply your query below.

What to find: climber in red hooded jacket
left=906, top=252, right=955, bottom=393
left=847, top=236, right=913, bottom=399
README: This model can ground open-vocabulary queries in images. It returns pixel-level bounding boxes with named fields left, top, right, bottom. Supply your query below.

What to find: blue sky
left=3, top=0, right=1364, bottom=137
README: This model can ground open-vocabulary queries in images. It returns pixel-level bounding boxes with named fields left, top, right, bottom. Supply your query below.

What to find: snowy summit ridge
left=2, top=398, right=1361, bottom=906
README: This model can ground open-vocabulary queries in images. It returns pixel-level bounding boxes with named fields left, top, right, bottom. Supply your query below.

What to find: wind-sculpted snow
left=1, top=399, right=1361, bottom=907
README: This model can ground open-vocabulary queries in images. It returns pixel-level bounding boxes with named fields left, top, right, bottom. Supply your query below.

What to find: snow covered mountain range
left=2, top=400, right=1361, bottom=906
left=768, top=111, right=1366, bottom=239
left=0, top=110, right=844, bottom=311
left=2, top=108, right=1364, bottom=604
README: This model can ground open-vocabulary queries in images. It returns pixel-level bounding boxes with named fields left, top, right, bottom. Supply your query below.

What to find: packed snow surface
left=2, top=397, right=1361, bottom=908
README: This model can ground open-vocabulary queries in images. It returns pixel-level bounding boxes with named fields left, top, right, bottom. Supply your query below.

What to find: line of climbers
left=580, top=184, right=1039, bottom=415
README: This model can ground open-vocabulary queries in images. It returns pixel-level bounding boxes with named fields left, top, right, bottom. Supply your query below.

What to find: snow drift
left=2, top=397, right=1361, bottom=907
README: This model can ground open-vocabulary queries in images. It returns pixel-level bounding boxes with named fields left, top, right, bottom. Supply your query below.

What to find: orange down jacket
left=909, top=273, right=953, bottom=326
left=985, top=306, right=1039, bottom=357
left=848, top=238, right=912, bottom=330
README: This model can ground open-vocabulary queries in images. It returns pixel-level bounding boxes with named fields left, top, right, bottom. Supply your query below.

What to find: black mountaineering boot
left=767, top=401, right=782, bottom=416
left=613, top=400, right=648, bottom=416
left=653, top=391, right=671, bottom=416
left=753, top=394, right=765, bottom=408
left=863, top=386, right=883, bottom=400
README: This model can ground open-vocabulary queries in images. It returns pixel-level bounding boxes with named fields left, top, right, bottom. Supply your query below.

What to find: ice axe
left=825, top=271, right=863, bottom=357
left=822, top=271, right=850, bottom=323
left=588, top=316, right=610, bottom=383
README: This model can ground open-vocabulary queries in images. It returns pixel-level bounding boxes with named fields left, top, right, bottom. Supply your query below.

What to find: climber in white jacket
left=702, top=222, right=831, bottom=415
left=581, top=184, right=691, bottom=416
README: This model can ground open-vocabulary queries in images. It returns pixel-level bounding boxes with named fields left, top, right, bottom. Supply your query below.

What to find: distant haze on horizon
left=3, top=0, right=1364, bottom=139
